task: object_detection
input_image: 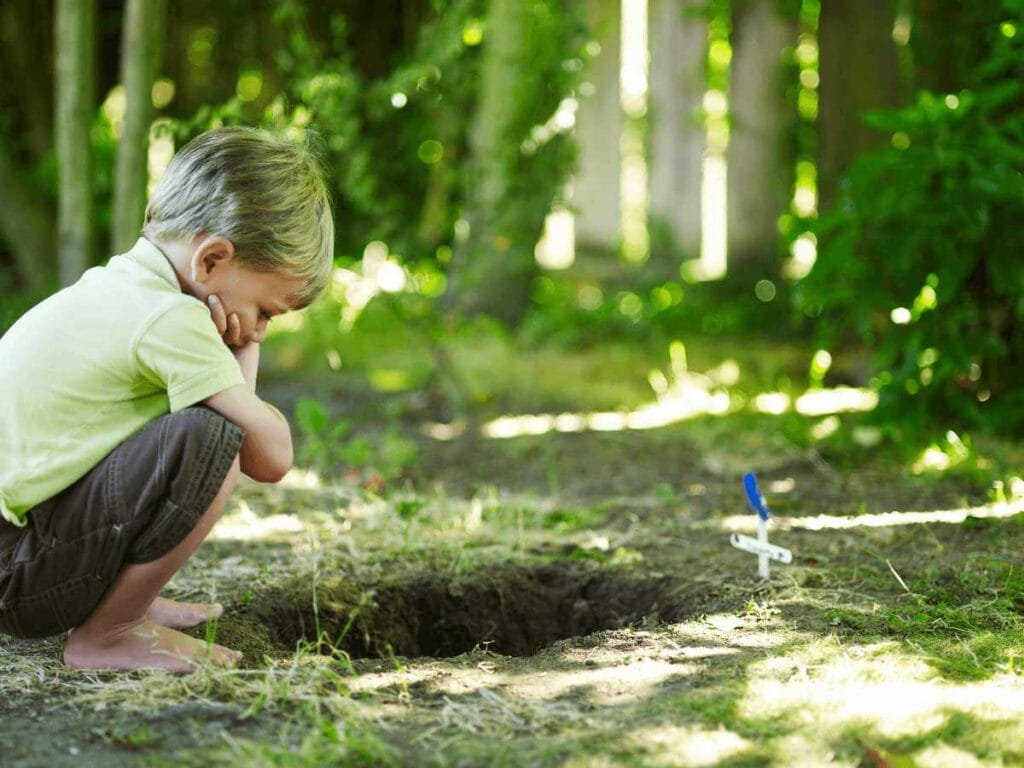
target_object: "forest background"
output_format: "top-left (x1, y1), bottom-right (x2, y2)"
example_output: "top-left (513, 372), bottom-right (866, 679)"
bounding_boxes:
top-left (1, 0), bottom-right (1020, 447)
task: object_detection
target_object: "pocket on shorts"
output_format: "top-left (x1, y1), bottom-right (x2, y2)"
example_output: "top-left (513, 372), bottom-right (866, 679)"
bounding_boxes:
top-left (0, 520), bottom-right (127, 639)
top-left (129, 497), bottom-right (201, 564)
top-left (0, 574), bottom-right (107, 639)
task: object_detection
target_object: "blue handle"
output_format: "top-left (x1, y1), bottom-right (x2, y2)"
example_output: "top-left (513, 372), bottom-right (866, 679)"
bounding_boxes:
top-left (744, 472), bottom-right (770, 520)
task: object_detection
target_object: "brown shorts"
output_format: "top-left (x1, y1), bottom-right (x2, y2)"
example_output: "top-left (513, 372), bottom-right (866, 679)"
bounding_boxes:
top-left (0, 406), bottom-right (244, 639)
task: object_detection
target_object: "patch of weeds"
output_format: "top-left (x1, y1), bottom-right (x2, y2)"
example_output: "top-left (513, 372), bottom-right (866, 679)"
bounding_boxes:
top-left (461, 499), bottom-right (608, 544)
top-left (395, 497), bottom-right (426, 522)
top-left (204, 714), bottom-right (401, 767)
top-left (541, 505), bottom-right (608, 532)
top-left (294, 397), bottom-right (419, 491)
top-left (654, 482), bottom-right (681, 503)
top-left (204, 612), bottom-right (221, 648)
top-left (633, 681), bottom-right (791, 743)
top-left (961, 510), bottom-right (1024, 532)
top-left (840, 710), bottom-right (1022, 765)
top-left (828, 554), bottom-right (1024, 680)
top-left (826, 607), bottom-right (875, 634)
top-left (567, 545), bottom-right (645, 568)
top-left (883, 711), bottom-right (979, 753)
top-left (111, 723), bottom-right (161, 751)
top-left (717, 755), bottom-right (778, 768)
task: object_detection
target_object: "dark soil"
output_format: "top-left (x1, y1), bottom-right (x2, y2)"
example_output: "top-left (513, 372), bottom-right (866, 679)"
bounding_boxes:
top-left (232, 560), bottom-right (734, 661)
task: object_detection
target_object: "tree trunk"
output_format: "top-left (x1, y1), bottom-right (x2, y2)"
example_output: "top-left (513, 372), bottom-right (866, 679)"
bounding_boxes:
top-left (447, 0), bottom-right (536, 325)
top-left (574, 0), bottom-right (621, 254)
top-left (0, 0), bottom-right (55, 160)
top-left (55, 0), bottom-right (97, 286)
top-left (647, 0), bottom-right (705, 260)
top-left (910, 0), bottom-right (1004, 93)
top-left (112, 0), bottom-right (166, 255)
top-left (727, 0), bottom-right (796, 265)
top-left (817, 0), bottom-right (901, 211)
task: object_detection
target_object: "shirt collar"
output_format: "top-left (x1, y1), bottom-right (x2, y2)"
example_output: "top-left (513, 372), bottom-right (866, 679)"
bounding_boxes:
top-left (124, 237), bottom-right (182, 291)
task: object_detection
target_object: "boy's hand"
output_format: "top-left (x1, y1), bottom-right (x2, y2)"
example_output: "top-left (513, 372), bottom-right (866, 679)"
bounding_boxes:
top-left (206, 294), bottom-right (255, 348)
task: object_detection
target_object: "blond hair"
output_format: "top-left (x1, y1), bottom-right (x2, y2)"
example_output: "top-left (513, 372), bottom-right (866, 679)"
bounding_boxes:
top-left (144, 126), bottom-right (335, 308)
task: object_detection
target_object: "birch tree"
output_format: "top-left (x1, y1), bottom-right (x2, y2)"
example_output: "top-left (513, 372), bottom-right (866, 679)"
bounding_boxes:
top-left (727, 0), bottom-right (796, 265)
top-left (112, 0), bottom-right (166, 255)
top-left (448, 0), bottom-right (582, 325)
top-left (55, 0), bottom-right (97, 286)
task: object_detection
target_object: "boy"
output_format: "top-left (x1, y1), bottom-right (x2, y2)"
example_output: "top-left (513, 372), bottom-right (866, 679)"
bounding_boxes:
top-left (0, 127), bottom-right (334, 672)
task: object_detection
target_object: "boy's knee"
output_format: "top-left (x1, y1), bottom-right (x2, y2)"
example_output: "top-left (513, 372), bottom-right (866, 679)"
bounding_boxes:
top-left (123, 406), bottom-right (243, 563)
top-left (170, 406), bottom-right (244, 455)
top-left (161, 406), bottom-right (244, 489)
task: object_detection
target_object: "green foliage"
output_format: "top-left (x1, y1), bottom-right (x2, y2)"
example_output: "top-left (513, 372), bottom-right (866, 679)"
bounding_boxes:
top-left (164, 0), bottom-right (483, 263)
top-left (294, 397), bottom-right (419, 489)
top-left (521, 266), bottom-right (798, 351)
top-left (0, 292), bottom-right (44, 337)
top-left (159, 0), bottom-right (587, 334)
top-left (798, 3), bottom-right (1024, 435)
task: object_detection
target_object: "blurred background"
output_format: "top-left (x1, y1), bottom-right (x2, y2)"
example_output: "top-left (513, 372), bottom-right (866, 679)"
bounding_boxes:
top-left (1, 0), bottom-right (1022, 490)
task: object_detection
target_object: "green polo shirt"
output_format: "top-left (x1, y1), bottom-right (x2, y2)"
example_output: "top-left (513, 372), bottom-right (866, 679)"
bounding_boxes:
top-left (0, 237), bottom-right (245, 526)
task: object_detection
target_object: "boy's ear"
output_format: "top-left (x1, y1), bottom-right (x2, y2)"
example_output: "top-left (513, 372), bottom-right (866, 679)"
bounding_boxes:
top-left (190, 235), bottom-right (236, 283)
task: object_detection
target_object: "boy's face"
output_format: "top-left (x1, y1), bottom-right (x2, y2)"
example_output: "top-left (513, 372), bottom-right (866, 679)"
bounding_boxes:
top-left (188, 236), bottom-right (306, 347)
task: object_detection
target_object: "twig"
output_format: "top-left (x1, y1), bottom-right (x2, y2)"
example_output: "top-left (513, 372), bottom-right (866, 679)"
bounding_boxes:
top-left (885, 559), bottom-right (911, 593)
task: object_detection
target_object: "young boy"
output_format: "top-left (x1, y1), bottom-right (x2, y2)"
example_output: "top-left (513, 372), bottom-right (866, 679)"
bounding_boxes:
top-left (0, 127), bottom-right (334, 673)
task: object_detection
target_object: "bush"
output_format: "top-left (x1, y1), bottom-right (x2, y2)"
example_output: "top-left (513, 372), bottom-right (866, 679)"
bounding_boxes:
top-left (798, 3), bottom-right (1024, 435)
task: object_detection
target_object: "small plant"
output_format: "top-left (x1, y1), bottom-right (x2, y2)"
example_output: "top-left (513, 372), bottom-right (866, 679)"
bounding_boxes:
top-left (295, 397), bottom-right (357, 473)
top-left (294, 397), bottom-right (420, 491)
top-left (204, 613), bottom-right (220, 648)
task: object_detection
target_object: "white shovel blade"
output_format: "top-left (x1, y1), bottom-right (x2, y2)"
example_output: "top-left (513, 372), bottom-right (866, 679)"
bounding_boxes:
top-left (729, 533), bottom-right (792, 564)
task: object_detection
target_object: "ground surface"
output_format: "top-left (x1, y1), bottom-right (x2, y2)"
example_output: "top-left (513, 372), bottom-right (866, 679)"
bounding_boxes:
top-left (2, 337), bottom-right (1023, 767)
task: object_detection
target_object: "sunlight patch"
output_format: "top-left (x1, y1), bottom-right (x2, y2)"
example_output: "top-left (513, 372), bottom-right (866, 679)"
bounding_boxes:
top-left (741, 639), bottom-right (1024, 740)
top-left (794, 387), bottom-right (877, 416)
top-left (719, 498), bottom-right (1024, 533)
top-left (479, 389), bottom-right (732, 439)
top-left (629, 725), bottom-right (750, 767)
top-left (916, 744), bottom-right (988, 768)
top-left (753, 392), bottom-right (790, 415)
top-left (506, 659), bottom-right (693, 706)
top-left (278, 467), bottom-right (322, 489)
top-left (211, 500), bottom-right (305, 541)
top-left (422, 421), bottom-right (466, 440)
top-left (435, 385), bottom-right (877, 442)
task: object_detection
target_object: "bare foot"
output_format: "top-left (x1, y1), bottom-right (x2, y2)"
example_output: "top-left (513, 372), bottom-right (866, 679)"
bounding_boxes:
top-left (63, 619), bottom-right (242, 673)
top-left (146, 596), bottom-right (223, 629)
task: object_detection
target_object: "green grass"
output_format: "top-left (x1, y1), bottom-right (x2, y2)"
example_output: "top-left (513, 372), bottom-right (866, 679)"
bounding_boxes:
top-left (823, 517), bottom-right (1024, 681)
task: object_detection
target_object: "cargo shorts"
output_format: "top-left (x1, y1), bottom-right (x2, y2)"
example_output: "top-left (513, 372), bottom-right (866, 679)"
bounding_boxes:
top-left (0, 405), bottom-right (244, 639)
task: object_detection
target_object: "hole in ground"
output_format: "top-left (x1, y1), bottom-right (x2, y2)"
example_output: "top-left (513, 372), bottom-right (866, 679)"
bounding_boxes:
top-left (242, 561), bottom-right (720, 660)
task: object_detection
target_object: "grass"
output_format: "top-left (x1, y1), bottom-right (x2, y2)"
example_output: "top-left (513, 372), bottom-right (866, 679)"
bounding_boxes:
top-left (825, 536), bottom-right (1024, 681)
top-left (3, 335), bottom-right (1024, 766)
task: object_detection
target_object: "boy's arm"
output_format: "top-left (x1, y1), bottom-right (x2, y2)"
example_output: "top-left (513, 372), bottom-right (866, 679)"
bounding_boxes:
top-left (204, 341), bottom-right (293, 483)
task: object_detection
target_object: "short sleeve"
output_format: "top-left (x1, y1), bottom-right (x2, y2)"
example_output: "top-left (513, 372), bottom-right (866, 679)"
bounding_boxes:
top-left (135, 302), bottom-right (246, 412)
